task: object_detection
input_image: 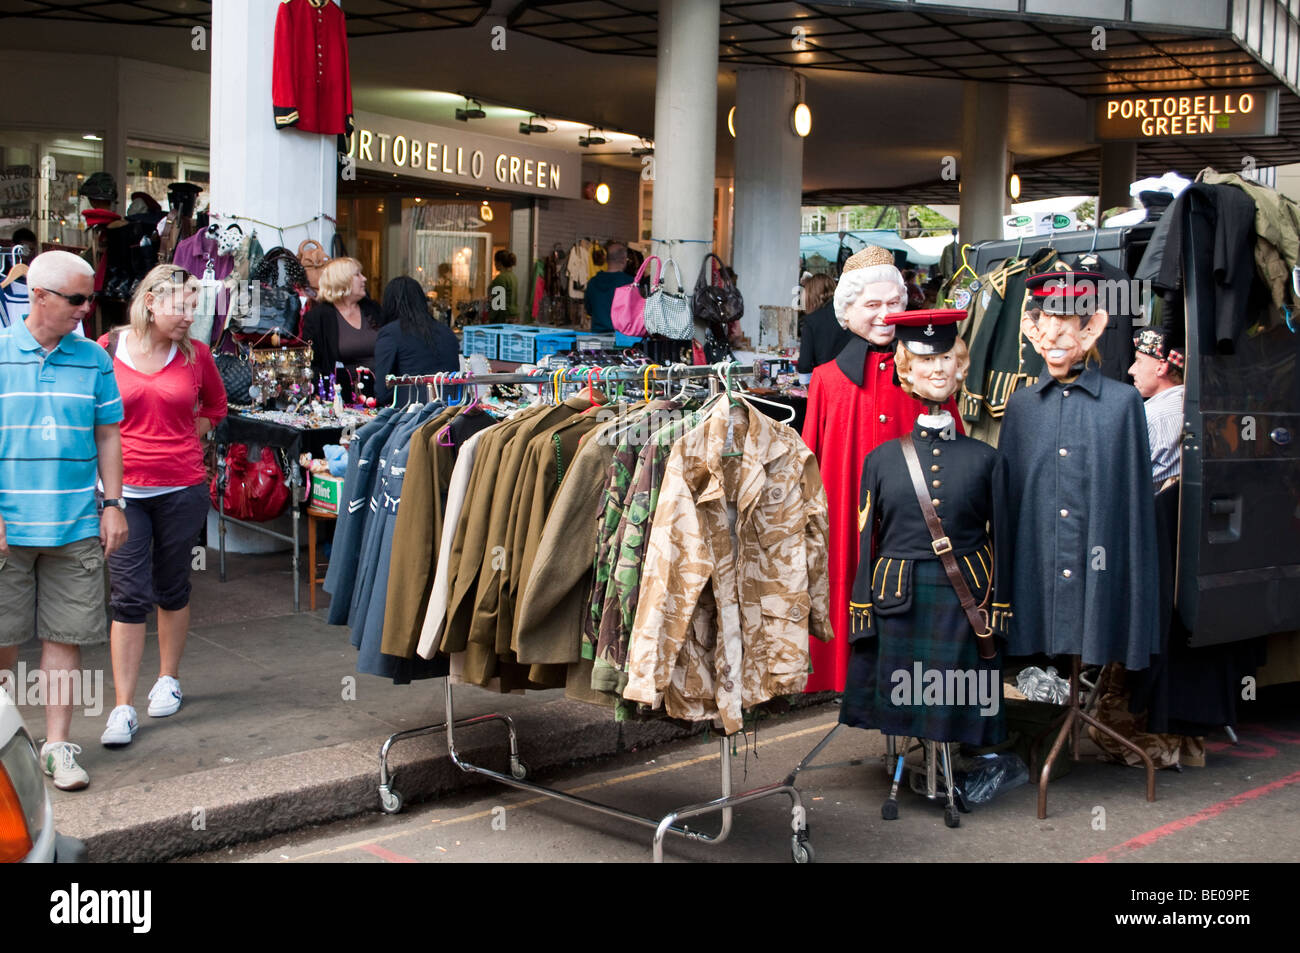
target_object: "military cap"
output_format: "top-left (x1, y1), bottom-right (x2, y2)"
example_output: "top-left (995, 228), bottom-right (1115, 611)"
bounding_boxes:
top-left (886, 308), bottom-right (965, 355)
top-left (1025, 270), bottom-right (1108, 316)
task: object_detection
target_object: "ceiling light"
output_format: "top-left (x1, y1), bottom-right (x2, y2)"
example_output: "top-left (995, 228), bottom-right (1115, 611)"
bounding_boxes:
top-left (595, 183), bottom-right (610, 205)
top-left (82, 134), bottom-right (102, 141)
top-left (791, 103), bottom-right (812, 137)
top-left (518, 115), bottom-right (551, 135)
top-left (455, 97), bottom-right (486, 122)
top-left (578, 128), bottom-right (608, 148)
top-left (727, 106), bottom-right (736, 139)
top-left (1009, 173), bottom-right (1021, 200)
top-left (480, 202), bottom-right (493, 222)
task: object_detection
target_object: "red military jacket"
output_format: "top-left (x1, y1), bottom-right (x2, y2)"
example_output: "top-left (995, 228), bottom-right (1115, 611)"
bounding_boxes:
top-left (273, 0), bottom-right (354, 136)
top-left (802, 334), bottom-right (962, 693)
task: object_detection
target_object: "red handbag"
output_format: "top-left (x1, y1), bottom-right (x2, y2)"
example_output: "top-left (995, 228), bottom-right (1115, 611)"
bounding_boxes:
top-left (210, 444), bottom-right (291, 522)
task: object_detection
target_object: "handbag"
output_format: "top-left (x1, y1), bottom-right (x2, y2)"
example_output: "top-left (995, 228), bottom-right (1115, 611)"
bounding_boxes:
top-left (643, 256), bottom-right (694, 340)
top-left (237, 247), bottom-right (305, 336)
top-left (213, 331), bottom-right (253, 404)
top-left (691, 253), bottom-right (744, 331)
top-left (611, 255), bottom-right (659, 336)
top-left (297, 239), bottom-right (329, 291)
top-left (210, 443), bottom-right (291, 522)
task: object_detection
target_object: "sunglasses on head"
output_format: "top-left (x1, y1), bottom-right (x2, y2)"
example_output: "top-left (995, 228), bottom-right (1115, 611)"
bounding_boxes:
top-left (38, 288), bottom-right (97, 307)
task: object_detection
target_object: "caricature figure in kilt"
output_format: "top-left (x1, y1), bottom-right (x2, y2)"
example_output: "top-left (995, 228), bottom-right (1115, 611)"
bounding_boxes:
top-left (840, 310), bottom-right (1012, 820)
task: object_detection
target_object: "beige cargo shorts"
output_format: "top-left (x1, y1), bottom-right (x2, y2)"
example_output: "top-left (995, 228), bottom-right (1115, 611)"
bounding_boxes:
top-left (0, 537), bottom-right (109, 647)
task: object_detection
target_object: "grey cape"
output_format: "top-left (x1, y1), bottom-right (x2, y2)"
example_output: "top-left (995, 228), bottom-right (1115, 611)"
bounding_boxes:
top-left (997, 365), bottom-right (1160, 670)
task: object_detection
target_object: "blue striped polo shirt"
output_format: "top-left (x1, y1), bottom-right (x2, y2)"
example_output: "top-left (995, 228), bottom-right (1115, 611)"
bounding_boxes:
top-left (0, 318), bottom-right (123, 546)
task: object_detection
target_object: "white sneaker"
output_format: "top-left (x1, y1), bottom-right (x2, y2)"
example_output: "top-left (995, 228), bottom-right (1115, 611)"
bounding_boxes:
top-left (40, 741), bottom-right (89, 791)
top-left (100, 705), bottom-right (138, 746)
top-left (147, 676), bottom-right (182, 717)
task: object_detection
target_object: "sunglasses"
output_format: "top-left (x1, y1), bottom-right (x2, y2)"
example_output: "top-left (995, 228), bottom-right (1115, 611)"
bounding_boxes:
top-left (38, 287), bottom-right (98, 307)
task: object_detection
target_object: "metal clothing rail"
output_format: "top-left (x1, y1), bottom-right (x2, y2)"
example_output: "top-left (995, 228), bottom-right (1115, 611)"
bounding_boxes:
top-left (374, 359), bottom-right (814, 862)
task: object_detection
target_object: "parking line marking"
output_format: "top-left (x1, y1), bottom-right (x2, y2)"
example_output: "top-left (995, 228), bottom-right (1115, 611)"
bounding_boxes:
top-left (359, 843), bottom-right (418, 863)
top-left (1079, 768), bottom-right (1300, 863)
top-left (285, 715), bottom-right (838, 862)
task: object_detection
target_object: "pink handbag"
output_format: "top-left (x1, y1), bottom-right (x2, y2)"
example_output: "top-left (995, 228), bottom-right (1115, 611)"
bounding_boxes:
top-left (611, 255), bottom-right (660, 336)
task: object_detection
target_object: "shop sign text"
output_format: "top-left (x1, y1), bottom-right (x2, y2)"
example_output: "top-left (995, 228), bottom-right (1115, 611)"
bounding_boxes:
top-left (1094, 90), bottom-right (1278, 141)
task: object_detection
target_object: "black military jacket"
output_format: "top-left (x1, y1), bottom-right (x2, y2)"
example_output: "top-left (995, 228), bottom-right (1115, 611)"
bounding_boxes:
top-left (998, 365), bottom-right (1160, 669)
top-left (849, 417), bottom-right (1012, 640)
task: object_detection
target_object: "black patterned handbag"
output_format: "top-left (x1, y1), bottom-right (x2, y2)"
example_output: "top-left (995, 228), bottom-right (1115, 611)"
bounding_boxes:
top-left (213, 331), bottom-right (253, 404)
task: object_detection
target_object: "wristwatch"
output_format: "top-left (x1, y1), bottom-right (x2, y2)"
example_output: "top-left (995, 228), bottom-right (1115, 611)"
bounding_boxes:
top-left (101, 498), bottom-right (127, 511)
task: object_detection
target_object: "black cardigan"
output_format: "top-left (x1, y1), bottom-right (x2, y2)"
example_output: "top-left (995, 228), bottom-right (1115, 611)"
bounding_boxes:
top-left (302, 298), bottom-right (382, 381)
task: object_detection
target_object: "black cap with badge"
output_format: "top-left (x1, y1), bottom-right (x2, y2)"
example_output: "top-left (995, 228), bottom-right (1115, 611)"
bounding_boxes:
top-left (1025, 270), bottom-right (1107, 316)
top-left (885, 308), bottom-right (966, 355)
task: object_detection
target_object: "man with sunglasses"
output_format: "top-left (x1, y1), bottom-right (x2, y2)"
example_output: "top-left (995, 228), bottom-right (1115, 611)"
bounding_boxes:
top-left (0, 250), bottom-right (126, 791)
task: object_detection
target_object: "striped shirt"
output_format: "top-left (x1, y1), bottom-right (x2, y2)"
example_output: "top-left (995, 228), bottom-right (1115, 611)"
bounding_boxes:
top-left (0, 319), bottom-right (123, 546)
top-left (1144, 384), bottom-right (1184, 486)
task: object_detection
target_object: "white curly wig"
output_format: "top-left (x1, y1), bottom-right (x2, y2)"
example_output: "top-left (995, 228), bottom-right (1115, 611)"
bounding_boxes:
top-left (832, 264), bottom-right (907, 328)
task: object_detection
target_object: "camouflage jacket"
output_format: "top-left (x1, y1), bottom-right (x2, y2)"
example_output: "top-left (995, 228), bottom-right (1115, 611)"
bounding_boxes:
top-left (583, 401), bottom-right (680, 660)
top-left (593, 405), bottom-right (710, 692)
top-left (624, 398), bottom-right (832, 735)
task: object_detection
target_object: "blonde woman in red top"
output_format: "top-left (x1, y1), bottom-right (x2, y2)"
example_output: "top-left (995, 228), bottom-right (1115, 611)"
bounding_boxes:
top-left (97, 265), bottom-right (226, 747)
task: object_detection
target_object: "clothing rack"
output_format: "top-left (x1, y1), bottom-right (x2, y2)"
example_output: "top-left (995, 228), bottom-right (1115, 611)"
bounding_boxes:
top-left (374, 361), bottom-right (813, 863)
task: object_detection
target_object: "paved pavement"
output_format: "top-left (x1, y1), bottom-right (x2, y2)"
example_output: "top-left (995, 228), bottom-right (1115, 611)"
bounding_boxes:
top-left (10, 545), bottom-right (1300, 864)
top-left (187, 697), bottom-right (1300, 864)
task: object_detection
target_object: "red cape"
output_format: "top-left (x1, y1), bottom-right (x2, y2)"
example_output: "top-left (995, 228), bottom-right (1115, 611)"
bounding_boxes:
top-left (801, 337), bottom-right (962, 692)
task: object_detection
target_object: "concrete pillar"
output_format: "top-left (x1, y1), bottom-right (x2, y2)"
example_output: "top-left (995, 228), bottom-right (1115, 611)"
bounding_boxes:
top-left (651, 0), bottom-right (719, 297)
top-left (732, 67), bottom-right (803, 346)
top-left (1099, 141), bottom-right (1137, 215)
top-left (959, 81), bottom-right (1009, 245)
top-left (209, 0), bottom-right (337, 251)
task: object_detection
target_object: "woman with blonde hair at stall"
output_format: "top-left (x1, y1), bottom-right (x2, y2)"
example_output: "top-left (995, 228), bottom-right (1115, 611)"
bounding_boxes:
top-left (97, 265), bottom-right (227, 747)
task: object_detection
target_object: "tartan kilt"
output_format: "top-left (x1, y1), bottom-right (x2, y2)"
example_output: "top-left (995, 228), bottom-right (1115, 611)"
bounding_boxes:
top-left (839, 559), bottom-right (1006, 746)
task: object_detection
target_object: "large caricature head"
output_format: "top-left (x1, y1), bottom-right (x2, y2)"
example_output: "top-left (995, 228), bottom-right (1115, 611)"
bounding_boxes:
top-left (834, 246), bottom-right (908, 345)
top-left (1020, 271), bottom-right (1108, 380)
top-left (889, 309), bottom-right (970, 404)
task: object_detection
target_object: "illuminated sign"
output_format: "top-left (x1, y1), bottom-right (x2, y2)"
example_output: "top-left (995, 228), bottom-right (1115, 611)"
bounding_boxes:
top-left (344, 111), bottom-right (580, 199)
top-left (1093, 90), bottom-right (1278, 141)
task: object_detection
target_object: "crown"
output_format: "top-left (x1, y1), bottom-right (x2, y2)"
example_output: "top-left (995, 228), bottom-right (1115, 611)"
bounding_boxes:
top-left (842, 245), bottom-right (896, 272)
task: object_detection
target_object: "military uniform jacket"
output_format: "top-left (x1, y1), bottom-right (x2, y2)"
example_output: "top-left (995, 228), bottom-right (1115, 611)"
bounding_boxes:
top-left (849, 419), bottom-right (1012, 639)
top-left (625, 398), bottom-right (832, 735)
top-left (998, 366), bottom-right (1160, 670)
top-left (273, 0), bottom-right (354, 136)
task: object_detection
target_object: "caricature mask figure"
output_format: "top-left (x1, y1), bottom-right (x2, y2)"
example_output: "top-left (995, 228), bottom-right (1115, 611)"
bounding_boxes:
top-left (1021, 308), bottom-right (1106, 380)
top-left (889, 309), bottom-right (970, 404)
top-left (833, 246), bottom-right (907, 346)
top-left (1019, 272), bottom-right (1108, 381)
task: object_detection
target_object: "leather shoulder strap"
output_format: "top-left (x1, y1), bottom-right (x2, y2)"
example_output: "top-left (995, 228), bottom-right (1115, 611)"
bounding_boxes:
top-left (899, 436), bottom-right (996, 659)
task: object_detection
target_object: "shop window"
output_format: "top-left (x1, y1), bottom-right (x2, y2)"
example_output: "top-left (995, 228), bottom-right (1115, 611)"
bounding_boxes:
top-left (0, 129), bottom-right (104, 249)
top-left (126, 140), bottom-right (209, 213)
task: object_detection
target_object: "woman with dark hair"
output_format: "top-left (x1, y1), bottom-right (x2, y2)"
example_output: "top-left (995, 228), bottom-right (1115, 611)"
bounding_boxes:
top-left (372, 276), bottom-right (460, 405)
top-left (488, 249), bottom-right (519, 323)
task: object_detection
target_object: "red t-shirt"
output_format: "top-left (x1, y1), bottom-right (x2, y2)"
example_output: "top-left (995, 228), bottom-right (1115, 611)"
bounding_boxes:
top-left (98, 334), bottom-right (227, 487)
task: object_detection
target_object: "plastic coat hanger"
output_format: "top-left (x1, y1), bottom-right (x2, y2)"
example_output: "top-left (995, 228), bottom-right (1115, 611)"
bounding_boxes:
top-left (715, 361), bottom-right (797, 425)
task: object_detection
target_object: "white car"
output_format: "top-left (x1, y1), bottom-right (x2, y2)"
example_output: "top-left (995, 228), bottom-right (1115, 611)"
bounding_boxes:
top-left (0, 690), bottom-right (86, 862)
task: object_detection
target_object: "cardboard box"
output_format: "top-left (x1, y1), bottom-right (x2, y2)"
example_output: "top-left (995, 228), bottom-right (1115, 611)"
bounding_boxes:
top-left (308, 472), bottom-right (344, 514)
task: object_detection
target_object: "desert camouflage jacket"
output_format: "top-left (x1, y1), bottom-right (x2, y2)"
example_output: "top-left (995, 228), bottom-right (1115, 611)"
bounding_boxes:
top-left (624, 398), bottom-right (832, 735)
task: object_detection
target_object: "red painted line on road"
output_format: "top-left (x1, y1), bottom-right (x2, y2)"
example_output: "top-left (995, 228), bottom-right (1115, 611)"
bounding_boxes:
top-left (359, 843), bottom-right (418, 864)
top-left (1079, 769), bottom-right (1300, 863)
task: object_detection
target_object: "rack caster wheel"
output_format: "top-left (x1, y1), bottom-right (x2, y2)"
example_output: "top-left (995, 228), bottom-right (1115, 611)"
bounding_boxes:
top-left (791, 833), bottom-right (815, 864)
top-left (944, 805), bottom-right (960, 828)
top-left (881, 801), bottom-right (899, 821)
top-left (379, 787), bottom-right (404, 815)
top-left (510, 761), bottom-right (528, 781)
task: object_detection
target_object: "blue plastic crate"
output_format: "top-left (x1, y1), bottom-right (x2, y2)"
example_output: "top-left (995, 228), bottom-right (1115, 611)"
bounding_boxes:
top-left (615, 332), bottom-right (642, 347)
top-left (496, 328), bottom-right (542, 363)
top-left (534, 331), bottom-right (578, 361)
top-left (462, 324), bottom-right (511, 358)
